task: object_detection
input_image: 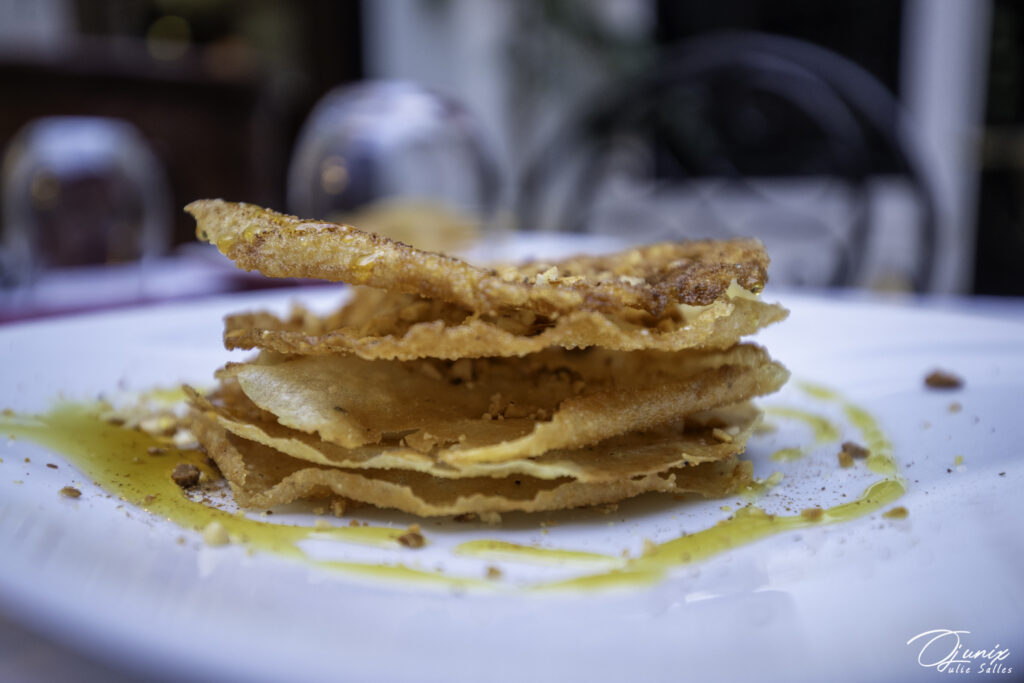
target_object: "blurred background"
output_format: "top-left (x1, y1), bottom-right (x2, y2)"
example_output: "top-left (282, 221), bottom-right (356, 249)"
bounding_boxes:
top-left (0, 0), bottom-right (1021, 321)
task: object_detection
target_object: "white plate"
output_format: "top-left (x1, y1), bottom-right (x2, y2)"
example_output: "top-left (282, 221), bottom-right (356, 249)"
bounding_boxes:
top-left (1, 287), bottom-right (1022, 683)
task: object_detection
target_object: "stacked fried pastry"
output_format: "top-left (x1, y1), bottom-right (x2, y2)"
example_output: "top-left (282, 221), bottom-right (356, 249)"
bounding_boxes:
top-left (186, 200), bottom-right (790, 517)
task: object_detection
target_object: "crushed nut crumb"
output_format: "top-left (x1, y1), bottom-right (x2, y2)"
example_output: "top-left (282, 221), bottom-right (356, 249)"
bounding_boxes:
top-left (925, 370), bottom-right (963, 389)
top-left (397, 524), bottom-right (425, 548)
top-left (882, 506), bottom-right (909, 519)
top-left (841, 441), bottom-right (869, 459)
top-left (485, 566), bottom-right (502, 580)
top-left (478, 511), bottom-right (502, 525)
top-left (801, 507), bottom-right (824, 521)
top-left (59, 486), bottom-right (81, 499)
top-left (711, 427), bottom-right (734, 443)
top-left (172, 429), bottom-right (197, 449)
top-left (405, 430), bottom-right (440, 452)
top-left (202, 521), bottom-right (230, 546)
top-left (171, 463), bottom-right (200, 488)
top-left (837, 450), bottom-right (854, 468)
top-left (535, 266), bottom-right (560, 284)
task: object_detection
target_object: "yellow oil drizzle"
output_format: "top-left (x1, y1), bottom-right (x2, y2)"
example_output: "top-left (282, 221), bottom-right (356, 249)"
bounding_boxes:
top-left (796, 382), bottom-right (899, 477)
top-left (740, 470), bottom-right (784, 501)
top-left (648, 479), bottom-right (903, 565)
top-left (770, 447), bottom-right (804, 462)
top-left (844, 404), bottom-right (896, 475)
top-left (535, 480), bottom-right (905, 591)
top-left (1, 378), bottom-right (905, 594)
top-left (455, 539), bottom-right (619, 566)
top-left (527, 381), bottom-right (906, 591)
top-left (795, 381), bottom-right (842, 401)
top-left (763, 406), bottom-right (840, 443)
top-left (309, 525), bottom-right (429, 548)
top-left (0, 403), bottom-right (463, 586)
top-left (534, 567), bottom-right (664, 591)
top-left (136, 386), bottom-right (189, 404)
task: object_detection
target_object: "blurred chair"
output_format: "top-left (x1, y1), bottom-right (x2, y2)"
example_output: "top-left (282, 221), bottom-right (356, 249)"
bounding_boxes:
top-left (1, 116), bottom-right (171, 290)
top-left (287, 81), bottom-right (500, 251)
top-left (517, 31), bottom-right (937, 291)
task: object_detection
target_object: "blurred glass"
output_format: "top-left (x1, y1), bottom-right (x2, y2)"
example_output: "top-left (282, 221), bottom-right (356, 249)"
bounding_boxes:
top-left (288, 81), bottom-right (500, 251)
top-left (1, 117), bottom-right (171, 297)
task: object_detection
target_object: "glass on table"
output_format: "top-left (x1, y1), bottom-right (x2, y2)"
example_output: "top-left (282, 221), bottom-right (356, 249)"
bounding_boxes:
top-left (287, 81), bottom-right (501, 253)
top-left (1, 116), bottom-right (171, 315)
